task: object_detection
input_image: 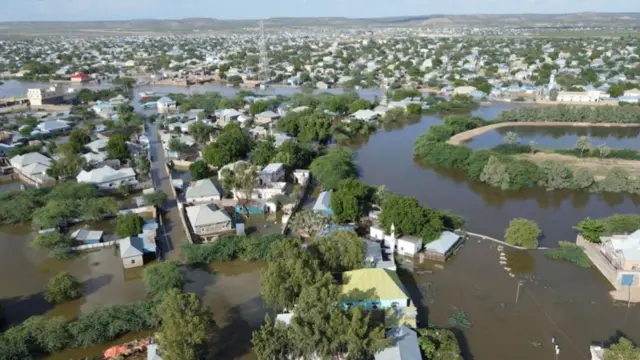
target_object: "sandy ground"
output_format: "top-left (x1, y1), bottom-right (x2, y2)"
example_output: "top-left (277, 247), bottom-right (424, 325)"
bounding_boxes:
top-left (448, 121), bottom-right (640, 145)
top-left (515, 152), bottom-right (640, 178)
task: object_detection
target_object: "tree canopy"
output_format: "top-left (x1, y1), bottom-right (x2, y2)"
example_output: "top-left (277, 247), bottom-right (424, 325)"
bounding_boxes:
top-left (44, 272), bottom-right (82, 304)
top-left (310, 147), bottom-right (357, 190)
top-left (115, 213), bottom-right (145, 238)
top-left (504, 218), bottom-right (541, 249)
top-left (202, 123), bottom-right (253, 167)
top-left (107, 134), bottom-right (130, 161)
top-left (330, 178), bottom-right (370, 223)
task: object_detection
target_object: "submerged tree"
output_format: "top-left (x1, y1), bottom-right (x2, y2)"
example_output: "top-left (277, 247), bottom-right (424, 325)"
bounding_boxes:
top-left (504, 218), bottom-right (541, 249)
top-left (44, 272), bottom-right (82, 304)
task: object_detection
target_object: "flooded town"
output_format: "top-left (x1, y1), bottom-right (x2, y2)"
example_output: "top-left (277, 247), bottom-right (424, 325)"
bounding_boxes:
top-left (1, 7), bottom-right (640, 360)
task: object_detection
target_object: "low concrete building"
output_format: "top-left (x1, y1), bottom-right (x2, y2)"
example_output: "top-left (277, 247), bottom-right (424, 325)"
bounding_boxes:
top-left (370, 218), bottom-right (423, 257)
top-left (351, 109), bottom-right (380, 122)
top-left (185, 178), bottom-right (223, 204)
top-left (260, 163), bottom-right (285, 186)
top-left (76, 165), bottom-right (138, 190)
top-left (255, 111), bottom-right (280, 125)
top-left (557, 91), bottom-right (603, 103)
top-left (423, 231), bottom-right (463, 261)
top-left (157, 97), bottom-right (177, 113)
top-left (9, 152), bottom-right (54, 186)
top-left (70, 228), bottom-right (104, 244)
top-left (313, 191), bottom-right (333, 216)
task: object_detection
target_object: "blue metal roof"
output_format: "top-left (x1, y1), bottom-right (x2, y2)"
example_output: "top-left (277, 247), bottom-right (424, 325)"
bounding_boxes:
top-left (424, 231), bottom-right (461, 255)
top-left (319, 225), bottom-right (356, 237)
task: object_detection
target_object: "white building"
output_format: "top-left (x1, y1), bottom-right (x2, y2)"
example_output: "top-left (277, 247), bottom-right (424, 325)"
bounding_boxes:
top-left (76, 166), bottom-right (137, 189)
top-left (623, 88), bottom-right (640, 97)
top-left (185, 178), bottom-right (223, 204)
top-left (9, 152), bottom-right (53, 185)
top-left (557, 91), bottom-right (603, 103)
top-left (157, 97), bottom-right (177, 113)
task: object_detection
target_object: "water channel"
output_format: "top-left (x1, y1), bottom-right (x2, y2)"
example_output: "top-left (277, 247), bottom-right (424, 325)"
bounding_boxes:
top-left (2, 80), bottom-right (640, 359)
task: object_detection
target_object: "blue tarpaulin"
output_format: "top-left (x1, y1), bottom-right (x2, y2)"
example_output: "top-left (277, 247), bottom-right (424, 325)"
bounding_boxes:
top-left (621, 274), bottom-right (635, 286)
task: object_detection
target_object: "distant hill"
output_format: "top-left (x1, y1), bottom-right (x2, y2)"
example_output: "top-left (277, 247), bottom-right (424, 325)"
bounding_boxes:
top-left (0, 12), bottom-right (639, 38)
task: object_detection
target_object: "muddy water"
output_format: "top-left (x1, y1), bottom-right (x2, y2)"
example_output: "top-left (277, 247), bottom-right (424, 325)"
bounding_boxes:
top-left (406, 240), bottom-right (640, 360)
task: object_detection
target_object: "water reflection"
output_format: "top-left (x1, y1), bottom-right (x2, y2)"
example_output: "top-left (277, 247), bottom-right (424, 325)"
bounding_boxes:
top-left (467, 125), bottom-right (640, 150)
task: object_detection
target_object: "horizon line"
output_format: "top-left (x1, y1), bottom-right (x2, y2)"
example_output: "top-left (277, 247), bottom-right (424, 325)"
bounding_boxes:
top-left (1, 11), bottom-right (639, 24)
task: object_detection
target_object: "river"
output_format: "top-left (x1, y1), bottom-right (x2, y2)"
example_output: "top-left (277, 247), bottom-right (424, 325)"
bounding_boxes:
top-left (2, 80), bottom-right (640, 359)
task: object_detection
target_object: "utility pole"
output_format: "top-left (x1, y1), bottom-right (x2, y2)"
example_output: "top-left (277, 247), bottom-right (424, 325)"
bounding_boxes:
top-left (258, 20), bottom-right (269, 83)
top-left (515, 280), bottom-right (524, 304)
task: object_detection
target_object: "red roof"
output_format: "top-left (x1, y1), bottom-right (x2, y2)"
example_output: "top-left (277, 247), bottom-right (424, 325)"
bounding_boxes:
top-left (71, 73), bottom-right (89, 79)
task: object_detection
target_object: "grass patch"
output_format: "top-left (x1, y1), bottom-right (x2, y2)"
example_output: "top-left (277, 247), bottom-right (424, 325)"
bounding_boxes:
top-left (447, 307), bottom-right (472, 329)
top-left (545, 241), bottom-right (592, 268)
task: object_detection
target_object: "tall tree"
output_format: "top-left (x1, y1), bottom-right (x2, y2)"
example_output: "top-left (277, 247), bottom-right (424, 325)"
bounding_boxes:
top-left (107, 134), bottom-right (129, 161)
top-left (330, 178), bottom-right (369, 223)
top-left (67, 129), bottom-right (91, 154)
top-left (156, 290), bottom-right (209, 360)
top-left (605, 337), bottom-right (640, 360)
top-left (189, 160), bottom-right (210, 181)
top-left (310, 148), bottom-right (357, 190)
top-left (252, 315), bottom-right (294, 360)
top-left (202, 123), bottom-right (252, 167)
top-left (142, 261), bottom-right (185, 297)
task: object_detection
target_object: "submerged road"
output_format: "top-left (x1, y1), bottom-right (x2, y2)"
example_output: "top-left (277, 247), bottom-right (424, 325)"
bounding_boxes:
top-left (147, 121), bottom-right (187, 260)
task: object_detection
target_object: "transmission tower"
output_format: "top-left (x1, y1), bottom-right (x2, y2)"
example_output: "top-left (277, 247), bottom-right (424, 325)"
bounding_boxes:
top-left (258, 20), bottom-right (269, 83)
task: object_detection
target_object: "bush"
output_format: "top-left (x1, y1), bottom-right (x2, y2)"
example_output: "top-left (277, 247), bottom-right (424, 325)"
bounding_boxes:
top-left (545, 241), bottom-right (591, 268)
top-left (44, 272), bottom-right (82, 304)
top-left (142, 261), bottom-right (185, 297)
top-left (492, 143), bottom-right (532, 154)
top-left (504, 218), bottom-right (541, 249)
top-left (181, 234), bottom-right (286, 265)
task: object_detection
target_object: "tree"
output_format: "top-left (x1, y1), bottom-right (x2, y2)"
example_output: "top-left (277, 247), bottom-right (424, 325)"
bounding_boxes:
top-left (574, 218), bottom-right (606, 243)
top-left (189, 160), bottom-right (210, 181)
top-left (46, 153), bottom-right (86, 180)
top-left (504, 218), bottom-right (541, 249)
top-left (480, 155), bottom-right (510, 189)
top-left (261, 239), bottom-right (320, 311)
top-left (44, 272), bottom-right (82, 304)
top-left (418, 328), bottom-right (462, 360)
top-left (288, 210), bottom-right (331, 237)
top-left (249, 139), bottom-right (277, 167)
top-left (107, 134), bottom-right (129, 161)
top-left (188, 122), bottom-right (215, 144)
top-left (168, 138), bottom-right (187, 156)
top-left (143, 191), bottom-right (168, 208)
top-left (332, 230), bottom-right (365, 271)
top-left (252, 315), bottom-right (294, 360)
top-left (503, 131), bottom-right (520, 145)
top-left (310, 148), bottom-right (357, 190)
top-left (30, 232), bottom-right (73, 257)
top-left (134, 154), bottom-right (151, 178)
top-left (156, 290), bottom-right (209, 360)
top-left (538, 160), bottom-right (573, 191)
top-left (142, 261), bottom-right (185, 297)
top-left (598, 144), bottom-right (612, 158)
top-left (575, 136), bottom-right (591, 157)
top-left (331, 178), bottom-right (369, 223)
top-left (115, 213), bottom-right (145, 238)
top-left (202, 123), bottom-right (252, 167)
top-left (65, 129), bottom-right (91, 154)
top-left (19, 126), bottom-right (33, 137)
top-left (249, 101), bottom-right (270, 116)
top-left (604, 337), bottom-right (640, 360)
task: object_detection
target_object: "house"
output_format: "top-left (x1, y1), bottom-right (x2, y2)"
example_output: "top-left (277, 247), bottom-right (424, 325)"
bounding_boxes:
top-left (109, 94), bottom-right (128, 106)
top-left (27, 85), bottom-right (65, 106)
top-left (374, 326), bottom-right (422, 360)
top-left (623, 88), bottom-right (640, 97)
top-left (273, 132), bottom-right (293, 147)
top-left (316, 81), bottom-right (329, 89)
top-left (215, 109), bottom-right (243, 127)
top-left (185, 178), bottom-right (223, 204)
top-left (71, 73), bottom-right (90, 83)
top-left (313, 191), bottom-right (333, 215)
top-left (599, 230), bottom-right (640, 287)
top-left (260, 163), bottom-right (285, 186)
top-left (118, 234), bottom-right (156, 268)
top-left (293, 169), bottom-right (310, 185)
top-left (185, 203), bottom-right (234, 241)
top-left (341, 268), bottom-right (416, 328)
top-left (351, 109), bottom-right (380, 122)
top-left (91, 101), bottom-right (115, 119)
top-left (76, 165), bottom-right (138, 190)
top-left (70, 228), bottom-right (104, 244)
top-left (10, 152), bottom-right (53, 185)
top-left (255, 111), bottom-right (280, 125)
top-left (36, 120), bottom-right (71, 134)
top-left (423, 231), bottom-right (463, 261)
top-left (453, 86), bottom-right (477, 95)
top-left (618, 96), bottom-right (640, 104)
top-left (157, 97), bottom-right (177, 113)
top-left (557, 91), bottom-right (603, 103)
top-left (85, 138), bottom-right (109, 153)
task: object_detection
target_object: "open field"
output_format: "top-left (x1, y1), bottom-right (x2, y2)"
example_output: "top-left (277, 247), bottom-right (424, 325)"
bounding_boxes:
top-left (448, 121), bottom-right (640, 145)
top-left (516, 152), bottom-right (640, 178)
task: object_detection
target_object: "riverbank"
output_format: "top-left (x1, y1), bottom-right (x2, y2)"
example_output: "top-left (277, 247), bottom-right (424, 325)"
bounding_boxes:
top-left (516, 152), bottom-right (640, 178)
top-left (448, 121), bottom-right (640, 145)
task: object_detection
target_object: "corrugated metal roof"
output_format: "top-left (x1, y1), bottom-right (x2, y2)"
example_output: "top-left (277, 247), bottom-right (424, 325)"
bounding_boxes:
top-left (341, 269), bottom-right (409, 301)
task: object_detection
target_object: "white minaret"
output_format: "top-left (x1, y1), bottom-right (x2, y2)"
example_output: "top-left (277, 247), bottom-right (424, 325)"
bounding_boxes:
top-left (549, 71), bottom-right (556, 90)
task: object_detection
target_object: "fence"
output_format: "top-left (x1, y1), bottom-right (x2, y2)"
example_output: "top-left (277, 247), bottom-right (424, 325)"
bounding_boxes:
top-left (118, 205), bottom-right (156, 217)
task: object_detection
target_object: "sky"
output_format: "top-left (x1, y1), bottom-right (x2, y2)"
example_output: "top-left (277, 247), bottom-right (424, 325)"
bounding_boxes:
top-left (1, 0), bottom-right (639, 22)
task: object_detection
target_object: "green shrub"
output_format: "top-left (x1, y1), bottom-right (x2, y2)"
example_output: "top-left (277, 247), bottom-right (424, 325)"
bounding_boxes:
top-left (546, 241), bottom-right (592, 268)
